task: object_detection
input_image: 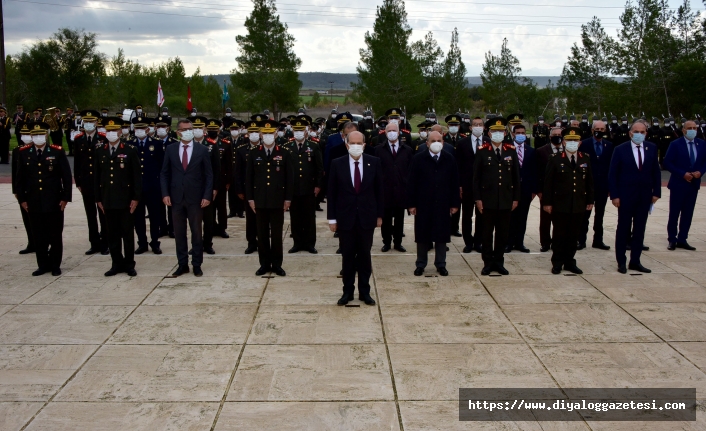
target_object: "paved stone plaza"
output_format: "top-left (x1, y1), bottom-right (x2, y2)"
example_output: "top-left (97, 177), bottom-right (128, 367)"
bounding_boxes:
top-left (0, 182), bottom-right (705, 430)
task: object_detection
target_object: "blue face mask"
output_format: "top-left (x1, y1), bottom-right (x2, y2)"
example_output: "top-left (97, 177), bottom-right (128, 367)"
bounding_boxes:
top-left (631, 132), bottom-right (646, 144)
top-left (515, 134), bottom-right (526, 143)
top-left (685, 129), bottom-right (697, 140)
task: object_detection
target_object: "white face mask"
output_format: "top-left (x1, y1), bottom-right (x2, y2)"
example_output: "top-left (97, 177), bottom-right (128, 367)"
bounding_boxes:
top-left (622, 121), bottom-right (628, 125)
top-left (429, 141), bottom-right (443, 154)
top-left (582, 119), bottom-right (588, 123)
top-left (565, 141), bottom-right (579, 152)
top-left (653, 122), bottom-right (659, 126)
top-left (21, 135), bottom-right (33, 144)
top-left (191, 112), bottom-right (197, 117)
top-left (293, 131), bottom-right (306, 141)
top-left (226, 113), bottom-right (231, 117)
top-left (262, 134), bottom-right (275, 146)
top-left (32, 135), bottom-right (47, 145)
top-left (162, 112), bottom-right (168, 116)
top-left (193, 129), bottom-right (204, 139)
top-left (400, 117), bottom-right (406, 122)
top-left (122, 128), bottom-right (130, 135)
top-left (277, 131), bottom-right (284, 138)
top-left (231, 130), bottom-right (239, 137)
top-left (249, 132), bottom-right (260, 142)
top-left (286, 124), bottom-right (292, 131)
top-left (135, 129), bottom-right (147, 139)
top-left (556, 122), bottom-right (562, 127)
top-left (309, 131), bottom-right (318, 137)
top-left (612, 120), bottom-right (617, 124)
top-left (179, 130), bottom-right (194, 141)
top-left (157, 128), bottom-right (168, 137)
top-left (386, 131), bottom-right (399, 141)
top-left (365, 116), bottom-right (372, 120)
top-left (148, 127), bottom-right (155, 134)
top-left (419, 131), bottom-right (428, 139)
top-left (98, 127), bottom-right (107, 134)
top-left (539, 120), bottom-right (544, 124)
top-left (471, 126), bottom-right (484, 137)
top-left (389, 119), bottom-right (399, 125)
top-left (347, 143), bottom-right (364, 157)
top-left (83, 122), bottom-right (96, 132)
top-left (106, 131), bottom-right (119, 142)
top-left (448, 126), bottom-right (459, 134)
top-left (331, 114), bottom-right (337, 119)
top-left (491, 132), bottom-right (505, 143)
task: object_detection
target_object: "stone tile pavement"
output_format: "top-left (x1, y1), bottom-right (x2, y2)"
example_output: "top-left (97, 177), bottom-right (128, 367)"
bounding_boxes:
top-left (0, 183), bottom-right (705, 430)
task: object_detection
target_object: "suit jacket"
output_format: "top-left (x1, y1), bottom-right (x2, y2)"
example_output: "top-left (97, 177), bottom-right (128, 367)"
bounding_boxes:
top-left (536, 144), bottom-right (562, 204)
top-left (579, 137), bottom-right (614, 194)
top-left (129, 136), bottom-right (165, 195)
top-left (160, 141), bottom-right (214, 206)
top-left (94, 143), bottom-right (142, 209)
top-left (473, 143), bottom-right (521, 210)
top-left (455, 135), bottom-right (489, 199)
top-left (514, 142), bottom-right (538, 199)
top-left (327, 154), bottom-right (384, 231)
top-left (664, 137), bottom-right (706, 191)
top-left (608, 140), bottom-right (662, 203)
top-left (16, 144), bottom-right (73, 212)
top-left (324, 132), bottom-right (344, 173)
top-left (375, 141), bottom-right (414, 208)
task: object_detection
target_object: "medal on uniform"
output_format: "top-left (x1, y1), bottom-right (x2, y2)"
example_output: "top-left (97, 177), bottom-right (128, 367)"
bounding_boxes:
top-left (276, 166), bottom-right (280, 171)
top-left (149, 145), bottom-right (154, 152)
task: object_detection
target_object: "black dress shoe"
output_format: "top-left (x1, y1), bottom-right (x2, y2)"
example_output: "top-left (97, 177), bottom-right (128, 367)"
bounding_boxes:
top-left (504, 245), bottom-right (513, 253)
top-left (288, 246), bottom-right (301, 253)
top-left (135, 246), bottom-right (148, 255)
top-left (172, 265), bottom-right (189, 277)
top-left (193, 266), bottom-right (203, 277)
top-left (462, 245), bottom-right (472, 253)
top-left (19, 247), bottom-right (35, 255)
top-left (592, 242), bottom-right (611, 250)
top-left (188, 249), bottom-right (193, 255)
top-left (628, 262), bottom-right (651, 273)
top-left (514, 245), bottom-right (530, 253)
top-left (255, 266), bottom-right (270, 276)
top-left (446, 246), bottom-right (449, 251)
top-left (237, 213), bottom-right (245, 218)
top-left (220, 232), bottom-right (230, 238)
top-left (336, 248), bottom-right (341, 254)
top-left (152, 247), bottom-right (162, 255)
top-left (307, 247), bottom-right (318, 254)
top-left (244, 246), bottom-right (257, 254)
top-left (337, 293), bottom-right (353, 306)
top-left (564, 264), bottom-right (583, 274)
top-left (453, 230), bottom-right (463, 237)
top-left (626, 244), bottom-right (631, 250)
top-left (642, 245), bottom-right (650, 251)
top-left (126, 269), bottom-right (137, 277)
top-left (315, 206), bottom-right (324, 212)
top-left (333, 232), bottom-right (339, 238)
top-left (381, 244), bottom-right (391, 252)
top-left (551, 265), bottom-right (562, 274)
top-left (227, 213), bottom-right (235, 218)
top-left (101, 248), bottom-right (110, 255)
top-left (540, 245), bottom-right (551, 252)
top-left (394, 245), bottom-right (406, 252)
top-left (474, 246), bottom-right (482, 253)
top-left (204, 247), bottom-right (216, 255)
top-left (360, 295), bottom-right (376, 305)
top-left (32, 269), bottom-right (47, 276)
top-left (51, 269), bottom-right (62, 276)
top-left (169, 232), bottom-right (175, 238)
top-left (667, 242), bottom-right (676, 250)
top-left (414, 267), bottom-right (424, 276)
top-left (495, 265), bottom-right (509, 275)
top-left (437, 267), bottom-right (449, 276)
top-left (618, 264), bottom-right (627, 274)
top-left (104, 268), bottom-right (121, 277)
top-left (577, 242), bottom-right (586, 250)
top-left (273, 267), bottom-right (286, 276)
top-left (676, 242), bottom-right (696, 250)
top-left (84, 246), bottom-right (100, 255)
top-left (481, 266), bottom-right (492, 276)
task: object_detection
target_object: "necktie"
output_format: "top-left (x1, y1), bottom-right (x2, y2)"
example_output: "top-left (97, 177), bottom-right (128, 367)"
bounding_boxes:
top-left (433, 154), bottom-right (439, 163)
top-left (595, 141), bottom-right (602, 157)
top-left (636, 144), bottom-right (642, 171)
top-left (354, 161), bottom-right (361, 193)
top-left (182, 144), bottom-right (189, 170)
top-left (571, 154), bottom-right (576, 169)
top-left (267, 149), bottom-right (271, 158)
top-left (37, 148), bottom-right (42, 157)
top-left (391, 144), bottom-right (397, 156)
top-left (496, 147), bottom-right (501, 161)
top-left (298, 143), bottom-right (302, 153)
top-left (111, 146), bottom-right (115, 157)
top-left (476, 138), bottom-right (480, 147)
top-left (689, 142), bottom-right (696, 166)
top-left (517, 144), bottom-right (523, 167)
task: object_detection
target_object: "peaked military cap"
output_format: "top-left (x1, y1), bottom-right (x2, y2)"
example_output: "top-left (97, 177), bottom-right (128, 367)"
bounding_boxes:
top-left (291, 118), bottom-right (310, 130)
top-left (246, 120), bottom-right (260, 132)
top-left (445, 114), bottom-right (461, 124)
top-left (103, 117), bottom-right (123, 131)
top-left (80, 110), bottom-right (99, 121)
top-left (192, 116), bottom-right (208, 127)
top-left (385, 108), bottom-right (401, 118)
top-left (259, 120), bottom-right (277, 133)
top-left (30, 122), bottom-right (50, 135)
top-left (507, 113), bottom-right (523, 124)
top-left (132, 116), bottom-right (149, 128)
top-left (562, 127), bottom-right (582, 140)
top-left (485, 117), bottom-right (507, 131)
top-left (206, 119), bottom-right (222, 130)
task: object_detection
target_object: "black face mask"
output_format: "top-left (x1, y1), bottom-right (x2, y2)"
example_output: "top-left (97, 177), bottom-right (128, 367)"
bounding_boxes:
top-left (550, 136), bottom-right (564, 145)
top-left (593, 130), bottom-right (603, 139)
top-left (207, 131), bottom-right (218, 139)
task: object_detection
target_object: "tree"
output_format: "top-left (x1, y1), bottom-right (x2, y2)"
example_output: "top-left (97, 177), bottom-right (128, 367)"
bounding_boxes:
top-left (309, 91), bottom-right (321, 107)
top-left (480, 38), bottom-right (532, 113)
top-left (411, 31), bottom-right (443, 110)
top-left (231, 0), bottom-right (302, 118)
top-left (354, 0), bottom-right (427, 114)
top-left (438, 28), bottom-right (468, 114)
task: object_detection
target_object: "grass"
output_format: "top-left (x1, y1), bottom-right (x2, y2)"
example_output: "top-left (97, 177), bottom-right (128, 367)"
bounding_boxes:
top-left (299, 95), bottom-right (347, 104)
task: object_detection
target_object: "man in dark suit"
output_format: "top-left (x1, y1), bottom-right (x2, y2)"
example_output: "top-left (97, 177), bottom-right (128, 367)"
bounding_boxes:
top-left (328, 131), bottom-right (384, 306)
top-left (234, 121), bottom-right (261, 254)
top-left (579, 120), bottom-right (614, 250)
top-left (506, 123), bottom-right (537, 253)
top-left (192, 116), bottom-right (220, 255)
top-left (536, 127), bottom-right (564, 252)
top-left (375, 121), bottom-right (413, 252)
top-left (12, 125), bottom-right (35, 254)
top-left (161, 118), bottom-right (214, 277)
top-left (663, 120), bottom-right (706, 250)
top-left (407, 131), bottom-right (460, 276)
top-left (608, 120), bottom-right (662, 273)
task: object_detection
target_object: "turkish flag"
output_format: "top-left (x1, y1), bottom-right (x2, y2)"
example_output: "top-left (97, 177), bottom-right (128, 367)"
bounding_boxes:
top-left (186, 85), bottom-right (192, 112)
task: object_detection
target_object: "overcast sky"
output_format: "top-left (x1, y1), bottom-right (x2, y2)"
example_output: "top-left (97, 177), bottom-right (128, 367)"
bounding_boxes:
top-left (4, 0), bottom-right (705, 76)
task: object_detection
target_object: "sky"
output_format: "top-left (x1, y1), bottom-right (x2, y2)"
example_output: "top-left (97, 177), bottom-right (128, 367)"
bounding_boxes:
top-left (4, 0), bottom-right (705, 76)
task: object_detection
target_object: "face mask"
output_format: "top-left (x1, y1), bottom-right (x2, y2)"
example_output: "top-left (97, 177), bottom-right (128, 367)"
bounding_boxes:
top-left (670, 121), bottom-right (675, 125)
top-left (556, 122), bottom-right (562, 127)
top-left (83, 122), bottom-right (96, 131)
top-left (550, 136), bottom-right (564, 146)
top-left (208, 131), bottom-right (218, 139)
top-left (21, 135), bottom-right (32, 144)
top-left (491, 132), bottom-right (504, 143)
top-left (386, 131), bottom-right (399, 141)
top-left (685, 129), bottom-right (698, 140)
top-left (179, 130), bottom-right (194, 141)
top-left (101, 113), bottom-right (107, 117)
top-left (582, 119), bottom-right (588, 123)
top-left (191, 112), bottom-right (197, 117)
top-left (471, 126), bottom-right (484, 137)
top-left (262, 134), bottom-right (275, 146)
top-left (193, 129), bottom-right (204, 139)
top-left (419, 131), bottom-right (428, 139)
top-left (448, 126), bottom-right (459, 134)
top-left (162, 112), bottom-right (168, 116)
top-left (148, 127), bottom-right (155, 134)
top-left (331, 114), bottom-right (337, 119)
top-left (622, 121), bottom-right (628, 125)
top-left (157, 128), bottom-right (168, 137)
top-left (347, 143), bottom-right (364, 157)
top-left (565, 141), bottom-right (579, 152)
top-left (515, 134), bottom-right (526, 143)
top-left (612, 120), bottom-right (617, 124)
top-left (135, 129), bottom-right (147, 139)
top-left (136, 110), bottom-right (142, 115)
top-left (593, 130), bottom-right (604, 139)
top-left (429, 141), bottom-right (443, 154)
top-left (98, 128), bottom-right (106, 134)
top-left (400, 117), bottom-right (406, 122)
top-left (226, 113), bottom-right (232, 117)
top-left (32, 135), bottom-right (47, 145)
top-left (277, 131), bottom-right (284, 138)
top-left (389, 119), bottom-right (398, 125)
top-left (106, 131), bottom-right (119, 142)
top-left (286, 124), bottom-right (292, 131)
top-left (293, 131), bottom-right (305, 141)
top-left (249, 132), bottom-right (260, 142)
top-left (309, 131), bottom-right (318, 138)
top-left (231, 130), bottom-right (239, 137)
top-left (653, 122), bottom-right (659, 127)
top-left (76, 116), bottom-right (81, 120)
top-left (538, 120), bottom-right (544, 124)
top-left (631, 132), bottom-right (646, 144)
top-left (365, 116), bottom-right (372, 120)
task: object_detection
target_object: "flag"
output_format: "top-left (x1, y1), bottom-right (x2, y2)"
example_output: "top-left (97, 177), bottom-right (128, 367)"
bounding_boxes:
top-left (157, 80), bottom-right (165, 107)
top-left (186, 85), bottom-right (192, 112)
top-left (222, 80), bottom-right (230, 106)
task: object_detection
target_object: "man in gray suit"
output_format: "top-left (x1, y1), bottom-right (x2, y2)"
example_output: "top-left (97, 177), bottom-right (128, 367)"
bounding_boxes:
top-left (161, 118), bottom-right (214, 277)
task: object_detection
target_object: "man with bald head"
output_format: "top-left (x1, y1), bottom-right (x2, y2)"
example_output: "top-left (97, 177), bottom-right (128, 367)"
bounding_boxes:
top-left (328, 131), bottom-right (384, 306)
top-left (579, 119), bottom-right (614, 250)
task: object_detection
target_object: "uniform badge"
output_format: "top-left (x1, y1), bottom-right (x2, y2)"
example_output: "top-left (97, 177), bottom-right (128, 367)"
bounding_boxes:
top-left (149, 145), bottom-right (154, 152)
top-left (276, 167), bottom-right (280, 172)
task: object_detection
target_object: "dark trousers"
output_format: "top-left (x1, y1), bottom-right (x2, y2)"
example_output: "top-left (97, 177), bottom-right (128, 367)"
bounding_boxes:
top-left (508, 195), bottom-right (532, 247)
top-left (228, 187), bottom-right (243, 215)
top-left (290, 193), bottom-right (317, 248)
top-left (415, 241), bottom-right (446, 269)
top-left (167, 205), bottom-right (174, 236)
top-left (615, 198), bottom-right (650, 266)
top-left (581, 190), bottom-right (608, 244)
top-left (65, 131), bottom-right (73, 155)
top-left (29, 211), bottom-right (63, 271)
top-left (659, 142), bottom-right (669, 165)
top-left (18, 203), bottom-right (34, 249)
top-left (481, 208), bottom-right (511, 266)
top-left (245, 202), bottom-right (258, 247)
top-left (551, 211), bottom-right (582, 267)
top-left (339, 222), bottom-right (374, 297)
top-left (381, 206), bottom-right (404, 246)
top-left (256, 208), bottom-right (285, 269)
top-left (450, 206), bottom-right (461, 234)
top-left (461, 196), bottom-right (481, 247)
top-left (105, 208), bottom-right (135, 271)
top-left (81, 191), bottom-right (107, 249)
top-left (134, 192), bottom-right (162, 250)
top-left (0, 137), bottom-right (9, 163)
top-left (172, 201), bottom-right (204, 267)
top-left (539, 205), bottom-right (553, 247)
top-left (667, 188), bottom-right (698, 243)
top-left (214, 189), bottom-right (228, 233)
top-left (203, 202), bottom-right (215, 249)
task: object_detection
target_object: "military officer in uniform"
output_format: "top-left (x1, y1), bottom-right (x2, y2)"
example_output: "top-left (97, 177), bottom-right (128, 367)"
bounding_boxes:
top-left (12, 125), bottom-right (35, 254)
top-left (235, 120), bottom-right (262, 254)
top-left (412, 121), bottom-right (431, 152)
top-left (228, 119), bottom-right (246, 218)
top-left (443, 113), bottom-right (465, 148)
top-left (94, 117), bottom-right (142, 277)
top-left (359, 109), bottom-right (375, 145)
top-left (222, 107), bottom-right (236, 130)
top-left (192, 116), bottom-right (220, 255)
top-left (153, 116), bottom-right (179, 237)
top-left (473, 117), bottom-right (520, 276)
top-left (62, 107), bottom-right (75, 155)
top-left (0, 107), bottom-right (10, 164)
top-left (205, 119), bottom-right (232, 238)
top-left (13, 104), bottom-right (30, 145)
top-left (543, 127), bottom-right (595, 274)
top-left (286, 118), bottom-right (323, 253)
top-left (660, 117), bottom-right (679, 167)
top-left (16, 122), bottom-right (72, 276)
top-left (614, 115), bottom-right (630, 143)
top-left (533, 115), bottom-right (549, 148)
top-left (608, 114), bottom-right (620, 140)
top-left (579, 114), bottom-right (591, 139)
top-left (246, 120), bottom-right (293, 276)
top-left (129, 117), bottom-right (164, 255)
top-left (370, 116), bottom-right (389, 147)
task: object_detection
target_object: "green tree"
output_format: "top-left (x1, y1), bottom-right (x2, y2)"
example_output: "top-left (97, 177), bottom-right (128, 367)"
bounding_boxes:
top-left (480, 38), bottom-right (532, 113)
top-left (309, 91), bottom-right (321, 107)
top-left (411, 31), bottom-right (443, 110)
top-left (231, 0), bottom-right (302, 118)
top-left (438, 28), bottom-right (468, 114)
top-left (354, 0), bottom-right (427, 114)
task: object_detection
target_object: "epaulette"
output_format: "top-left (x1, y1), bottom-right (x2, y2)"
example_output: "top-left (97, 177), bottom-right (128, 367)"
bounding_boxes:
top-left (310, 137), bottom-right (319, 143)
top-left (480, 143), bottom-right (492, 150)
top-left (401, 128), bottom-right (410, 134)
top-left (460, 133), bottom-right (468, 138)
top-left (288, 137), bottom-right (295, 142)
top-left (103, 144), bottom-right (109, 150)
top-left (560, 151), bottom-right (566, 158)
top-left (258, 145), bottom-right (263, 150)
top-left (206, 137), bottom-right (217, 144)
top-left (378, 130), bottom-right (385, 134)
top-left (50, 144), bottom-right (62, 151)
top-left (74, 132), bottom-right (85, 139)
top-left (221, 138), bottom-right (231, 144)
top-left (97, 132), bottom-right (106, 137)
top-left (19, 144), bottom-right (32, 151)
top-left (502, 143), bottom-right (515, 150)
top-left (275, 145), bottom-right (280, 151)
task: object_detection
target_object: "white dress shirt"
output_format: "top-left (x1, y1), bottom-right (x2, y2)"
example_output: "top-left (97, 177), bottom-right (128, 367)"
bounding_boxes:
top-left (685, 138), bottom-right (698, 160)
top-left (180, 141), bottom-right (194, 164)
top-left (388, 141), bottom-right (399, 154)
top-left (551, 145), bottom-right (562, 154)
top-left (472, 136), bottom-right (482, 154)
top-left (328, 155), bottom-right (365, 225)
top-left (631, 141), bottom-right (644, 168)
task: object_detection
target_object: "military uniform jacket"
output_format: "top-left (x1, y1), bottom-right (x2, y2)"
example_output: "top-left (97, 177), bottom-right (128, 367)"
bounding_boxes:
top-left (0, 116), bottom-right (11, 140)
top-left (443, 132), bottom-right (466, 148)
top-left (207, 136), bottom-right (232, 192)
top-left (94, 143), bottom-right (142, 209)
top-left (472, 143), bottom-right (521, 210)
top-left (245, 145), bottom-right (294, 209)
top-left (129, 136), bottom-right (165, 194)
top-left (533, 123), bottom-right (549, 146)
top-left (16, 144), bottom-right (73, 212)
top-left (196, 139), bottom-right (222, 191)
top-left (543, 151), bottom-right (594, 213)
top-left (234, 142), bottom-right (254, 195)
top-left (13, 112), bottom-right (29, 130)
top-left (286, 139), bottom-right (323, 196)
top-left (74, 132), bottom-right (108, 196)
